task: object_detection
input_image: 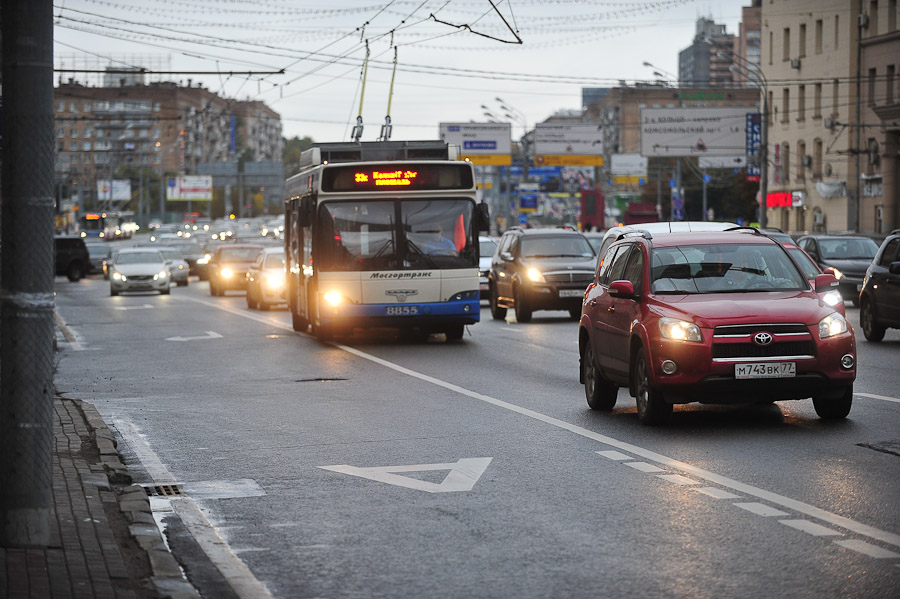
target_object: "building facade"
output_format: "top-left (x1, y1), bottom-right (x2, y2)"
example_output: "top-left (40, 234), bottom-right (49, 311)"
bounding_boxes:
top-left (733, 1), bottom-right (763, 88)
top-left (679, 17), bottom-right (736, 87)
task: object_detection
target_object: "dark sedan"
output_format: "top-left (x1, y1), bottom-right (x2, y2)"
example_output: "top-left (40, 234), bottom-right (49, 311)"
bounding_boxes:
top-left (796, 234), bottom-right (879, 306)
top-left (208, 244), bottom-right (264, 296)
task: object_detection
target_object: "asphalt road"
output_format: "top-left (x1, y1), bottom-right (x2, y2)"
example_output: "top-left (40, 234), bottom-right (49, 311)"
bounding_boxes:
top-left (53, 270), bottom-right (900, 599)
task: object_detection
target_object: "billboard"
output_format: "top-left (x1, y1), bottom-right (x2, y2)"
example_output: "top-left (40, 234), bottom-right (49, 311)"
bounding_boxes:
top-left (97, 179), bottom-right (131, 202)
top-left (167, 175), bottom-right (213, 201)
top-left (439, 123), bottom-right (512, 166)
top-left (533, 123), bottom-right (604, 166)
top-left (640, 107), bottom-right (750, 157)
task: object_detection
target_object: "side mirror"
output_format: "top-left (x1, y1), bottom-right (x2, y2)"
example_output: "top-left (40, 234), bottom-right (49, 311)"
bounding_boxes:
top-left (815, 273), bottom-right (839, 292)
top-left (889, 261), bottom-right (900, 275)
top-left (608, 279), bottom-right (635, 299)
top-left (500, 251), bottom-right (514, 262)
top-left (823, 267), bottom-right (839, 277)
top-left (476, 202), bottom-right (491, 232)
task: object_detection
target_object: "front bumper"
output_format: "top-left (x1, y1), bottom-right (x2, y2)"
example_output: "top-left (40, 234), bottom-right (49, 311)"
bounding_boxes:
top-left (110, 276), bottom-right (170, 293)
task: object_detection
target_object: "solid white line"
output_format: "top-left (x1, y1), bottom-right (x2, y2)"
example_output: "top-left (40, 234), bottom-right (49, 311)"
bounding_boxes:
top-left (182, 293), bottom-right (900, 551)
top-left (113, 418), bottom-right (274, 599)
top-left (854, 392), bottom-right (900, 404)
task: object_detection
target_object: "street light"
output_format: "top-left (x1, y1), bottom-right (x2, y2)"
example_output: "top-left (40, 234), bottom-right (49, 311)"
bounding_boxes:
top-left (720, 50), bottom-right (769, 229)
top-left (642, 61), bottom-right (678, 84)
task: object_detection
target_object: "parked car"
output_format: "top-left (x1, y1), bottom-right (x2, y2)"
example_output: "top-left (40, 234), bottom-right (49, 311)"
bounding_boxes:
top-left (858, 230), bottom-right (900, 342)
top-left (208, 244), bottom-right (264, 296)
top-left (55, 236), bottom-right (91, 281)
top-left (592, 221), bottom-right (739, 263)
top-left (83, 241), bottom-right (110, 275)
top-left (108, 248), bottom-right (171, 296)
top-left (156, 247), bottom-right (190, 287)
top-left (796, 234), bottom-right (880, 306)
top-left (579, 229), bottom-right (856, 425)
top-left (478, 235), bottom-right (498, 300)
top-left (246, 247), bottom-right (286, 310)
top-left (488, 227), bottom-right (596, 322)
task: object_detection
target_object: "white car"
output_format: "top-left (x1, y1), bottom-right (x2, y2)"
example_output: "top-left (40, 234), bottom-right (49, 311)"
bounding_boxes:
top-left (479, 235), bottom-right (498, 300)
top-left (157, 247), bottom-right (190, 287)
top-left (109, 248), bottom-right (171, 296)
top-left (246, 247), bottom-right (286, 310)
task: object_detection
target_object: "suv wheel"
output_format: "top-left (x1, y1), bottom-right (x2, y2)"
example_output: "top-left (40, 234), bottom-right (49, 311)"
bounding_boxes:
top-left (490, 283), bottom-right (507, 320)
top-left (513, 286), bottom-right (532, 323)
top-left (812, 385), bottom-right (853, 419)
top-left (633, 346), bottom-right (672, 425)
top-left (583, 344), bottom-right (617, 411)
top-left (66, 261), bottom-right (84, 282)
top-left (860, 297), bottom-right (886, 342)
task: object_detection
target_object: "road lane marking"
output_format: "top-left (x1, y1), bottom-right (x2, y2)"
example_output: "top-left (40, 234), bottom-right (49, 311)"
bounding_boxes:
top-left (834, 540), bottom-right (900, 559)
top-left (854, 392), bottom-right (900, 404)
top-left (624, 461), bottom-right (664, 473)
top-left (596, 450), bottom-right (631, 461)
top-left (319, 457), bottom-right (492, 493)
top-left (657, 474), bottom-right (699, 486)
top-left (735, 503), bottom-right (790, 517)
top-left (175, 294), bottom-right (900, 552)
top-left (696, 487), bottom-right (742, 500)
top-left (165, 330), bottom-right (223, 342)
top-left (779, 520), bottom-right (841, 536)
top-left (113, 418), bottom-right (273, 599)
top-left (114, 304), bottom-right (155, 311)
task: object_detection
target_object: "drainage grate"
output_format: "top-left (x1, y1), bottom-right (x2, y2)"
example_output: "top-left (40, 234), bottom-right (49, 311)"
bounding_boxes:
top-left (294, 378), bottom-right (347, 383)
top-left (143, 483), bottom-right (186, 497)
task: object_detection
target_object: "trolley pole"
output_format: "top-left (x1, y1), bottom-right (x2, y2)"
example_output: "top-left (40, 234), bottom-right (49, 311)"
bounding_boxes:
top-left (1, 0), bottom-right (56, 546)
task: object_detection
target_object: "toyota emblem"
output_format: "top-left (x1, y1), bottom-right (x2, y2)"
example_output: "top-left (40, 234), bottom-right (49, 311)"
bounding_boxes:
top-left (753, 332), bottom-right (773, 346)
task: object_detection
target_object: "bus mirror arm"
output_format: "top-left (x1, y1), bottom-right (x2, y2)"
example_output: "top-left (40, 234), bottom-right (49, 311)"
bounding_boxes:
top-left (298, 198), bottom-right (314, 227)
top-left (476, 202), bottom-right (491, 232)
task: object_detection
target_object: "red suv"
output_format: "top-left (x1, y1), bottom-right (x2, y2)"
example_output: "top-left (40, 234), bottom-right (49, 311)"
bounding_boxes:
top-left (578, 229), bottom-right (857, 425)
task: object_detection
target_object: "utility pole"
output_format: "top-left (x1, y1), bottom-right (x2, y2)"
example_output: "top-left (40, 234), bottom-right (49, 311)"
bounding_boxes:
top-left (1, 0), bottom-right (56, 546)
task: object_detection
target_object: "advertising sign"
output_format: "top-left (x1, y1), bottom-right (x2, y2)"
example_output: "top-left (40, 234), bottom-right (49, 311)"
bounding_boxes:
top-left (610, 154), bottom-right (648, 176)
top-left (640, 107), bottom-right (750, 157)
top-left (518, 183), bottom-right (539, 213)
top-left (439, 122), bottom-right (512, 166)
top-left (533, 123), bottom-right (604, 166)
top-left (97, 179), bottom-right (131, 202)
top-left (745, 113), bottom-right (761, 181)
top-left (167, 175), bottom-right (213, 201)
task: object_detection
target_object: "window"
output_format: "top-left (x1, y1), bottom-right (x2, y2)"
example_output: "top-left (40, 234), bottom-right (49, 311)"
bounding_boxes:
top-left (69, 128), bottom-right (77, 137)
top-left (768, 91), bottom-right (774, 125)
top-left (69, 142), bottom-right (77, 151)
top-left (83, 102), bottom-right (91, 112)
top-left (799, 23), bottom-right (807, 57)
top-left (783, 142), bottom-right (791, 181)
top-left (816, 19), bottom-right (823, 54)
top-left (832, 80), bottom-right (840, 115)
top-left (83, 142), bottom-right (91, 151)
top-left (782, 88), bottom-right (790, 123)
top-left (783, 28), bottom-right (791, 61)
top-left (622, 247), bottom-right (644, 297)
top-left (797, 142), bottom-right (806, 181)
top-left (85, 128), bottom-right (92, 139)
top-left (879, 239), bottom-right (900, 267)
top-left (57, 101), bottom-right (65, 112)
top-left (69, 102), bottom-right (76, 113)
top-left (869, 68), bottom-right (877, 105)
top-left (814, 83), bottom-right (822, 118)
top-left (768, 31), bottom-right (774, 65)
top-left (813, 139), bottom-right (823, 179)
top-left (798, 85), bottom-right (806, 120)
top-left (870, 1), bottom-right (879, 36)
top-left (890, 0), bottom-right (897, 31)
top-left (606, 245), bottom-right (633, 285)
top-left (57, 128), bottom-right (65, 138)
top-left (887, 65), bottom-right (895, 103)
top-left (835, 15), bottom-right (840, 49)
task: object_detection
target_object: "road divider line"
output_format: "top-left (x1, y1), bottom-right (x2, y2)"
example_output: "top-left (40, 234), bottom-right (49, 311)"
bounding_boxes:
top-left (854, 392), bottom-right (900, 404)
top-left (178, 293), bottom-right (900, 552)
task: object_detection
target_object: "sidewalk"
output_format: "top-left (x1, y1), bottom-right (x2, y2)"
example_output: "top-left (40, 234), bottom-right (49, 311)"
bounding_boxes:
top-left (1, 392), bottom-right (198, 599)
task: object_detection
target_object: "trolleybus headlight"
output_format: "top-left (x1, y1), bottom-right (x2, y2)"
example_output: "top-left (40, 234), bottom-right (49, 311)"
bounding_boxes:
top-left (323, 290), bottom-right (343, 307)
top-left (220, 267), bottom-right (234, 279)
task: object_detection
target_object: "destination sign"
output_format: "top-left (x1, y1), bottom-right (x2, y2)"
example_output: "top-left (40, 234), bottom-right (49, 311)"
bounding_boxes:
top-left (322, 163), bottom-right (474, 192)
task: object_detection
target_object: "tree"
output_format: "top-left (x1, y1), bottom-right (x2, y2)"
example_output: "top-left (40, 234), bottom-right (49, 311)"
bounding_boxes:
top-left (283, 136), bottom-right (315, 178)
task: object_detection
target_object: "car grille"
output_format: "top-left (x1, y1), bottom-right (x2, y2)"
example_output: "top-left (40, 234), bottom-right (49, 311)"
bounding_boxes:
top-left (129, 275), bottom-right (153, 281)
top-left (712, 341), bottom-right (815, 359)
top-left (543, 272), bottom-right (594, 285)
top-left (713, 323), bottom-right (808, 335)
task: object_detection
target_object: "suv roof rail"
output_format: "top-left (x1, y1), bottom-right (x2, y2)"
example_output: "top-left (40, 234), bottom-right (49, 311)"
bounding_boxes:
top-left (557, 224), bottom-right (578, 231)
top-left (890, 229), bottom-right (900, 235)
top-left (724, 226), bottom-right (763, 235)
top-left (507, 226), bottom-right (524, 232)
top-left (615, 229), bottom-right (652, 242)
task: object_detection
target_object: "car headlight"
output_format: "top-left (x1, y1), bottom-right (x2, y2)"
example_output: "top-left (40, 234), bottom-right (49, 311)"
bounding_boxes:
top-left (526, 267), bottom-right (545, 283)
top-left (112, 271), bottom-right (125, 281)
top-left (197, 254), bottom-right (211, 265)
top-left (822, 290), bottom-right (843, 307)
top-left (323, 290), bottom-right (343, 307)
top-left (818, 312), bottom-right (847, 339)
top-left (264, 272), bottom-right (285, 290)
top-left (658, 317), bottom-right (702, 342)
top-left (221, 267), bottom-right (234, 279)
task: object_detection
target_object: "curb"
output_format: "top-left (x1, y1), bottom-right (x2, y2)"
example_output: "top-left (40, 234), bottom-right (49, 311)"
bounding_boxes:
top-left (74, 398), bottom-right (200, 599)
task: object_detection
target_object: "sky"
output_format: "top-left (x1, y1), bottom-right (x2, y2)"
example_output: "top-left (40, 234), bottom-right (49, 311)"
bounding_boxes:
top-left (52, 0), bottom-right (751, 144)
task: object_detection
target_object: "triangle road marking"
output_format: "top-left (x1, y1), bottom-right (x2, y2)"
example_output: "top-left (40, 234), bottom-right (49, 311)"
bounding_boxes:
top-left (319, 457), bottom-right (492, 493)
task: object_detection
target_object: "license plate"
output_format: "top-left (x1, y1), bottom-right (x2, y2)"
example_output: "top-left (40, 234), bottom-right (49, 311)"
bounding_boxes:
top-left (385, 305), bottom-right (418, 316)
top-left (735, 362), bottom-right (796, 379)
top-left (558, 289), bottom-right (584, 298)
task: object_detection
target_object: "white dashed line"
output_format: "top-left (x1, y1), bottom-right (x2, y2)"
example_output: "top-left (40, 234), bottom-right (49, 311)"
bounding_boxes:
top-left (834, 540), bottom-right (900, 559)
top-left (624, 461), bottom-right (665, 473)
top-left (657, 474), bottom-right (699, 486)
top-left (735, 502), bottom-right (790, 517)
top-left (596, 450), bottom-right (632, 461)
top-left (696, 487), bottom-right (742, 500)
top-left (854, 392), bottom-right (900, 404)
top-left (779, 519), bottom-right (841, 537)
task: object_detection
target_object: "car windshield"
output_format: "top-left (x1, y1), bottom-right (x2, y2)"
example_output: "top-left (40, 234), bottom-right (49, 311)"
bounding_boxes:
top-left (264, 253), bottom-right (285, 269)
top-left (521, 236), bottom-right (594, 258)
top-left (650, 243), bottom-right (808, 294)
top-left (586, 236), bottom-right (604, 252)
top-left (85, 244), bottom-right (108, 257)
top-left (479, 239), bottom-right (498, 257)
top-left (115, 252), bottom-right (164, 265)
top-left (787, 247), bottom-right (820, 280)
top-left (218, 248), bottom-right (260, 261)
top-left (159, 249), bottom-right (182, 261)
top-left (818, 238), bottom-right (879, 260)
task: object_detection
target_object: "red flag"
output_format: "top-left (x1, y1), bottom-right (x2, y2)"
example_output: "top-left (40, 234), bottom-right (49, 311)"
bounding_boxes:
top-left (454, 214), bottom-right (466, 251)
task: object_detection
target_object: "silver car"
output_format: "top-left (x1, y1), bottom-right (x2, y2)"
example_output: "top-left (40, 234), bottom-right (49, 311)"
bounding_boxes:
top-left (109, 248), bottom-right (171, 296)
top-left (157, 247), bottom-right (190, 286)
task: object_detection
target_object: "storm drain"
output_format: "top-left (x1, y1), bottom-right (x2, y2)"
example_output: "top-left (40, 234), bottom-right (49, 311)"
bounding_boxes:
top-left (295, 377), bottom-right (347, 383)
top-left (143, 483), bottom-right (186, 497)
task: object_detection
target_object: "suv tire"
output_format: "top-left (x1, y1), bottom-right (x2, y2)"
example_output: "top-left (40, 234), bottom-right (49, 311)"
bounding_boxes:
top-left (583, 344), bottom-right (617, 411)
top-left (67, 261), bottom-right (85, 282)
top-left (490, 283), bottom-right (507, 320)
top-left (812, 385), bottom-right (852, 419)
top-left (513, 286), bottom-right (532, 323)
top-left (860, 297), bottom-right (886, 342)
top-left (633, 346), bottom-right (672, 425)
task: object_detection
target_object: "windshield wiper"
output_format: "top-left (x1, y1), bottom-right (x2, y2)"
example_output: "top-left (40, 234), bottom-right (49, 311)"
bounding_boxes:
top-left (405, 239), bottom-right (437, 268)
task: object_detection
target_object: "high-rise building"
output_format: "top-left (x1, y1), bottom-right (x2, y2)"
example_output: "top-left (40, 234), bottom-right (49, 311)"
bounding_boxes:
top-left (679, 17), bottom-right (736, 87)
top-left (733, 1), bottom-right (763, 88)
